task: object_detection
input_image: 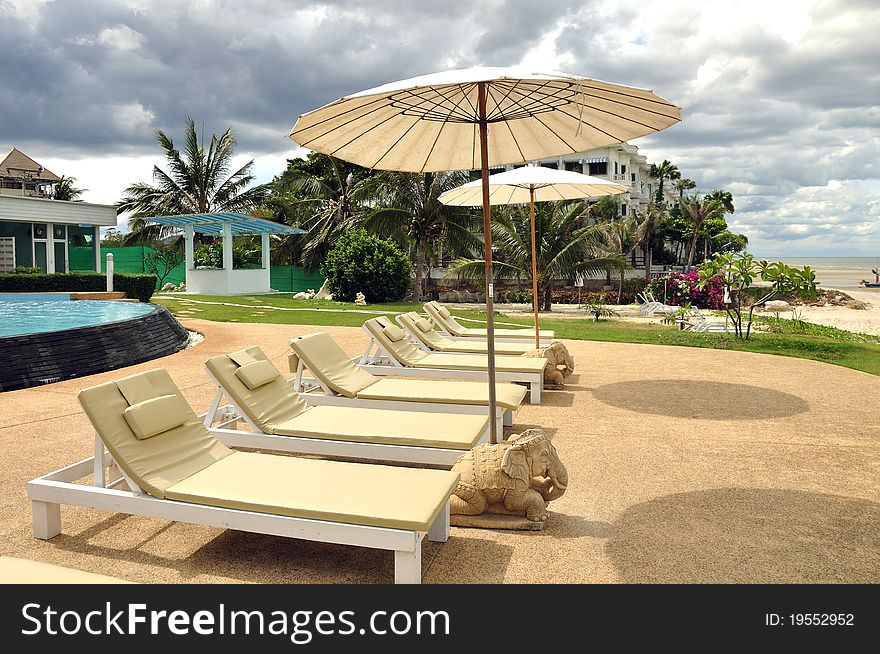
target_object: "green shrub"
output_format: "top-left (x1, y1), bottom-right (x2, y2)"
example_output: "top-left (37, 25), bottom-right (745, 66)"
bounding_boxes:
top-left (194, 241), bottom-right (261, 269)
top-left (321, 229), bottom-right (411, 303)
top-left (12, 266), bottom-right (42, 274)
top-left (0, 272), bottom-right (157, 302)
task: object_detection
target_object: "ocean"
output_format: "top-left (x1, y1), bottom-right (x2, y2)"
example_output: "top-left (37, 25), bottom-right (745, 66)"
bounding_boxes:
top-left (772, 257), bottom-right (880, 289)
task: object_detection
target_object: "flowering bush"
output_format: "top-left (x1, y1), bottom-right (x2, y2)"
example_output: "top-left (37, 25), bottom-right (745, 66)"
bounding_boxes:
top-left (647, 270), bottom-right (725, 309)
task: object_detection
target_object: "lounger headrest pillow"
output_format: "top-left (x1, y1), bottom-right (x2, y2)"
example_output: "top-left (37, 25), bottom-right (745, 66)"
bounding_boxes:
top-left (383, 324), bottom-right (406, 342)
top-left (235, 359), bottom-right (280, 389)
top-left (415, 316), bottom-right (433, 333)
top-left (438, 305), bottom-right (451, 318)
top-left (123, 394), bottom-right (189, 440)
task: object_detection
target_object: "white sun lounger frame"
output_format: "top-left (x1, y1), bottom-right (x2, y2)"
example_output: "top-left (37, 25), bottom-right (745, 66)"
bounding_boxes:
top-left (357, 326), bottom-right (544, 404)
top-left (201, 366), bottom-right (487, 467)
top-left (287, 351), bottom-right (514, 434)
top-left (27, 433), bottom-right (449, 584)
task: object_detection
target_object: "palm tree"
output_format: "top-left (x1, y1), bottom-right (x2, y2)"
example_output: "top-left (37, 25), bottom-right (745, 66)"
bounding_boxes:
top-left (634, 202), bottom-right (665, 280)
top-left (648, 159), bottom-right (680, 204)
top-left (673, 177), bottom-right (696, 200)
top-left (271, 154), bottom-right (373, 271)
top-left (681, 195), bottom-right (725, 270)
top-left (594, 217), bottom-right (639, 302)
top-left (706, 188), bottom-right (735, 213)
top-left (117, 117), bottom-right (269, 244)
top-left (588, 195), bottom-right (620, 222)
top-left (447, 201), bottom-right (619, 311)
top-left (360, 171), bottom-right (478, 300)
top-left (52, 176), bottom-right (86, 201)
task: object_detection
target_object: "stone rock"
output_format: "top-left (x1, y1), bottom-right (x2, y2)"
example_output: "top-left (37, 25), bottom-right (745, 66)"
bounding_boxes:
top-left (764, 300), bottom-right (791, 313)
top-left (521, 341), bottom-right (575, 388)
top-left (293, 291), bottom-right (308, 300)
top-left (161, 282), bottom-right (176, 291)
top-left (354, 292), bottom-right (367, 306)
top-left (176, 283), bottom-right (186, 292)
top-left (450, 429), bottom-right (568, 530)
top-left (314, 279), bottom-right (333, 300)
top-left (847, 300), bottom-right (867, 310)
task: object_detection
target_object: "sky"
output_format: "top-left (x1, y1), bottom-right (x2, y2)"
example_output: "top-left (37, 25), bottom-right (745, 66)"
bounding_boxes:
top-left (1, 0), bottom-right (878, 257)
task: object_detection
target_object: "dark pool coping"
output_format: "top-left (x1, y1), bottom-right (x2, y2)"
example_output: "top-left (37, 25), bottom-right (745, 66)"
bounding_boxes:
top-left (0, 305), bottom-right (189, 392)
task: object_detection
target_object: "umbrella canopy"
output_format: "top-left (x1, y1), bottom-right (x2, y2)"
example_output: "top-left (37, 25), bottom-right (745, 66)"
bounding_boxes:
top-left (438, 165), bottom-right (628, 206)
top-left (289, 67), bottom-right (680, 443)
top-left (439, 166), bottom-right (628, 347)
top-left (289, 67), bottom-right (681, 173)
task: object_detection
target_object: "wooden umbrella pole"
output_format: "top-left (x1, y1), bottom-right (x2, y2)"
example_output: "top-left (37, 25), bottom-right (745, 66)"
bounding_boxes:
top-left (478, 82), bottom-right (498, 444)
top-left (529, 186), bottom-right (540, 349)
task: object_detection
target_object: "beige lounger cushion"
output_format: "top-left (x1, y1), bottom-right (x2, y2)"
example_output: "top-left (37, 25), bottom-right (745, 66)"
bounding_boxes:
top-left (289, 333), bottom-right (378, 398)
top-left (235, 359), bottom-right (280, 389)
top-left (383, 324), bottom-right (406, 342)
top-left (415, 316), bottom-right (433, 332)
top-left (357, 378), bottom-right (527, 410)
top-left (205, 347), bottom-right (310, 433)
top-left (0, 557), bottom-right (131, 584)
top-left (78, 370), bottom-right (233, 498)
top-left (166, 452), bottom-right (458, 532)
top-left (274, 405), bottom-right (486, 450)
top-left (438, 305), bottom-right (451, 318)
top-left (425, 302), bottom-right (554, 338)
top-left (123, 394), bottom-right (189, 440)
top-left (399, 313), bottom-right (531, 355)
top-left (365, 318), bottom-right (429, 366)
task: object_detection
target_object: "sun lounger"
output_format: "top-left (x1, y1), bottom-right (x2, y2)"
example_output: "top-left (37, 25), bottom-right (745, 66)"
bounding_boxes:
top-left (360, 317), bottom-right (547, 404)
top-left (683, 308), bottom-right (736, 333)
top-left (396, 312), bottom-right (534, 355)
top-left (424, 301), bottom-right (554, 343)
top-left (203, 347), bottom-right (490, 466)
top-left (287, 332), bottom-right (527, 432)
top-left (27, 369), bottom-right (458, 583)
top-left (0, 556), bottom-right (131, 584)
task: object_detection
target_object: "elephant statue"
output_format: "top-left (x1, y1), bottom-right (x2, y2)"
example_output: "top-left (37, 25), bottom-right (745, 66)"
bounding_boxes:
top-left (450, 429), bottom-right (568, 528)
top-left (522, 341), bottom-right (575, 387)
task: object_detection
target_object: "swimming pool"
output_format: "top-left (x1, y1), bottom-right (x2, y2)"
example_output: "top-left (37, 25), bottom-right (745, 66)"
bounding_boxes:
top-left (0, 297), bottom-right (154, 337)
top-left (0, 295), bottom-right (189, 391)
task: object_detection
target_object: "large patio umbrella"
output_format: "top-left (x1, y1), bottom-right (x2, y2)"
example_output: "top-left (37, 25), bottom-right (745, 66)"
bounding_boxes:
top-left (438, 165), bottom-right (628, 348)
top-left (289, 67), bottom-right (680, 443)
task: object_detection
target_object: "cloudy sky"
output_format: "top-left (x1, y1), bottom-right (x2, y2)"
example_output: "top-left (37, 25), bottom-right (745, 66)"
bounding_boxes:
top-left (2, 0), bottom-right (878, 256)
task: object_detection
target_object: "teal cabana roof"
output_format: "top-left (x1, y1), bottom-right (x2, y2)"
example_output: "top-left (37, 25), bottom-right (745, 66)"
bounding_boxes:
top-left (147, 213), bottom-right (305, 236)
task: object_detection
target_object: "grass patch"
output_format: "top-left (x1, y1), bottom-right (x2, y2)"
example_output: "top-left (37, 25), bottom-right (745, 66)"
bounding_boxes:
top-left (153, 294), bottom-right (880, 377)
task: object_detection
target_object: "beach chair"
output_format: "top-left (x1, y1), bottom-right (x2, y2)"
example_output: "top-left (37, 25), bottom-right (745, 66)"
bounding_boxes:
top-left (396, 312), bottom-right (534, 355)
top-left (639, 291), bottom-right (679, 317)
top-left (684, 308), bottom-right (736, 333)
top-left (359, 317), bottom-right (547, 404)
top-left (424, 301), bottom-right (554, 344)
top-left (27, 369), bottom-right (458, 584)
top-left (202, 347), bottom-right (490, 467)
top-left (288, 332), bottom-right (527, 433)
top-left (0, 557), bottom-right (131, 584)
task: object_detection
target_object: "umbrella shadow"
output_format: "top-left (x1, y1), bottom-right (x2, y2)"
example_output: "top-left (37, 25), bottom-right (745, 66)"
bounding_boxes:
top-left (606, 487), bottom-right (880, 583)
top-left (593, 380), bottom-right (810, 420)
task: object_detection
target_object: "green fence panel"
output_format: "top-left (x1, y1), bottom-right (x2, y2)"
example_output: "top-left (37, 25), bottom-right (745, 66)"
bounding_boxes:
top-left (68, 247), bottom-right (95, 272)
top-left (270, 266), bottom-right (325, 293)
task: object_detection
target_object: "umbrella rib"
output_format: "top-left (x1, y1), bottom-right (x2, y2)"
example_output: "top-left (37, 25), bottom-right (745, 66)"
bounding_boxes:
top-left (553, 104), bottom-right (665, 137)
top-left (563, 88), bottom-right (681, 121)
top-left (419, 86), bottom-right (475, 172)
top-left (291, 94), bottom-right (397, 143)
top-left (485, 79), bottom-right (528, 121)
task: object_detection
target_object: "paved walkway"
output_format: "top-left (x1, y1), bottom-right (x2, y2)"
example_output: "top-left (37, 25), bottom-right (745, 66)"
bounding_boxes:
top-left (1, 319), bottom-right (877, 583)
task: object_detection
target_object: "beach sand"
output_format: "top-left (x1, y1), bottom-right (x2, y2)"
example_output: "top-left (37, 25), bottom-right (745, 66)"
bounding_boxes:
top-left (788, 288), bottom-right (880, 337)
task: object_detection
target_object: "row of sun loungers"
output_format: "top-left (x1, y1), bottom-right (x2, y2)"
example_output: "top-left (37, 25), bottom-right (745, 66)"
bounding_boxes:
top-left (26, 305), bottom-right (555, 584)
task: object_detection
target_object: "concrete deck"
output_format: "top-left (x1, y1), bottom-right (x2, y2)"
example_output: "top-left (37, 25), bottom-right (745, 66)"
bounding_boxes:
top-left (1, 319), bottom-right (877, 583)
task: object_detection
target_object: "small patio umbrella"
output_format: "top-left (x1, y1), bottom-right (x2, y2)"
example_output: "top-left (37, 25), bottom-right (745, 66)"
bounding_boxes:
top-left (290, 67), bottom-right (680, 443)
top-left (438, 165), bottom-right (628, 348)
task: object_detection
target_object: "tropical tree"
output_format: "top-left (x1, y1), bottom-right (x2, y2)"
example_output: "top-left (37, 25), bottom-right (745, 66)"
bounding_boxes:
top-left (673, 177), bottom-right (696, 200)
top-left (594, 216), bottom-right (639, 302)
top-left (706, 188), bottom-right (735, 214)
top-left (648, 159), bottom-right (680, 204)
top-left (589, 195), bottom-right (620, 222)
top-left (117, 117), bottom-right (269, 244)
top-left (634, 202), bottom-right (665, 280)
top-left (360, 170), bottom-right (478, 300)
top-left (268, 153), bottom-right (374, 271)
top-left (447, 201), bottom-right (620, 311)
top-left (52, 176), bottom-right (86, 201)
top-left (681, 195), bottom-right (725, 270)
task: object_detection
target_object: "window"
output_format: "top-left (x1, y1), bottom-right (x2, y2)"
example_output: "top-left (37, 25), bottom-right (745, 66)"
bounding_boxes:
top-left (621, 165), bottom-right (627, 174)
top-left (614, 162), bottom-right (619, 175)
top-left (621, 204), bottom-right (627, 216)
top-left (588, 162), bottom-right (607, 176)
top-left (564, 161), bottom-right (581, 172)
top-left (631, 173), bottom-right (636, 182)
top-left (53, 224), bottom-right (65, 240)
top-left (540, 162), bottom-right (558, 169)
top-left (33, 223), bottom-right (47, 239)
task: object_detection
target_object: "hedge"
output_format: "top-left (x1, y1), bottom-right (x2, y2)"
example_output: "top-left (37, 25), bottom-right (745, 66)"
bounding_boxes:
top-left (0, 273), bottom-right (158, 302)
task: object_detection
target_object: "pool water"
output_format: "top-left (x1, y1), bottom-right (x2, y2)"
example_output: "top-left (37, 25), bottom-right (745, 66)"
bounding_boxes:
top-left (0, 299), bottom-right (155, 337)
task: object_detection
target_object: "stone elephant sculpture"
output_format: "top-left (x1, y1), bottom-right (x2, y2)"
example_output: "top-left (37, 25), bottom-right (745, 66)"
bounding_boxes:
top-left (522, 341), bottom-right (574, 387)
top-left (451, 429), bottom-right (568, 524)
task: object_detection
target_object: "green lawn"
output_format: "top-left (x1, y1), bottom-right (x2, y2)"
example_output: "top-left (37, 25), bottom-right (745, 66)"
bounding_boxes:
top-left (153, 293), bottom-right (880, 377)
